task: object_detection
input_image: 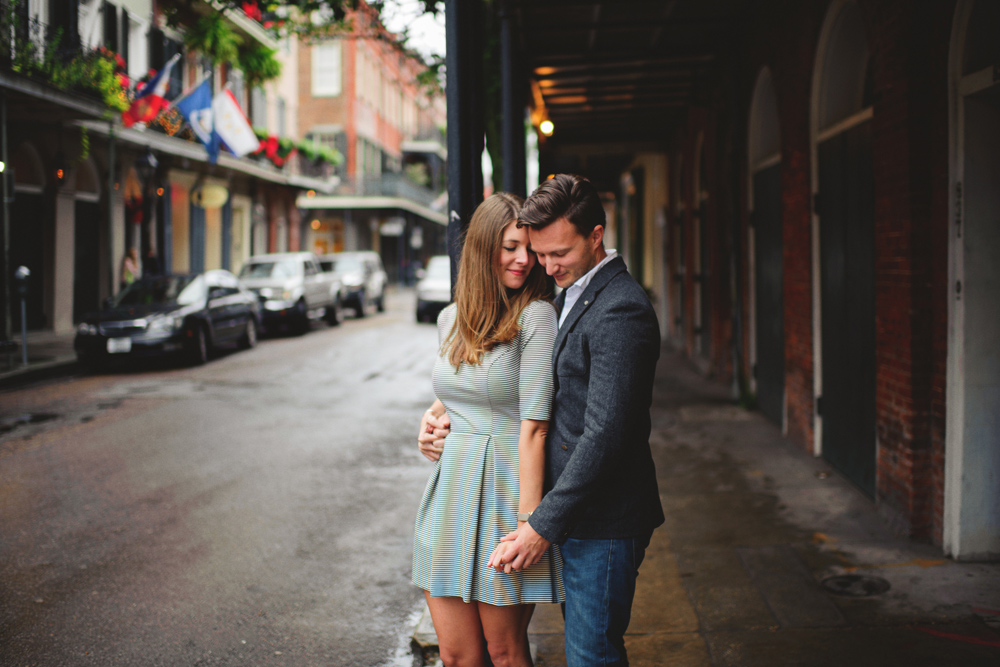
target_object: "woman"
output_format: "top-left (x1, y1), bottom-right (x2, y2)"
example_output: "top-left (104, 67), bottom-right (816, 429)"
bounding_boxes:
top-left (412, 193), bottom-right (563, 667)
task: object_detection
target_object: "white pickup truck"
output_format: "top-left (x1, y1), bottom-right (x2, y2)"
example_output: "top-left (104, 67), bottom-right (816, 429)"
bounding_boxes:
top-left (238, 252), bottom-right (343, 333)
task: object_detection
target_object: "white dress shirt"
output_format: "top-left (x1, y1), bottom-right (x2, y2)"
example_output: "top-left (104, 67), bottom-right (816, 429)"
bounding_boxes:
top-left (558, 249), bottom-right (618, 328)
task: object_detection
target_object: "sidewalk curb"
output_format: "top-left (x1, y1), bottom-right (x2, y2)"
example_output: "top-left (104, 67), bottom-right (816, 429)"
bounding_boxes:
top-left (0, 356), bottom-right (80, 389)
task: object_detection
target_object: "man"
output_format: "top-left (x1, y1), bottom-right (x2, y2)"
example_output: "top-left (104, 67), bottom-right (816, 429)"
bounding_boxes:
top-left (420, 174), bottom-right (663, 666)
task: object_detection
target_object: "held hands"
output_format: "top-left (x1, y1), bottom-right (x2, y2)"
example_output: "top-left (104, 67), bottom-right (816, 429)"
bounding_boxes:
top-left (417, 410), bottom-right (450, 461)
top-left (487, 521), bottom-right (551, 573)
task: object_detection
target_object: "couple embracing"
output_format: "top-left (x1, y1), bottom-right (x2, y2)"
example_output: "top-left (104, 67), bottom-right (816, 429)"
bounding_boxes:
top-left (412, 174), bottom-right (663, 667)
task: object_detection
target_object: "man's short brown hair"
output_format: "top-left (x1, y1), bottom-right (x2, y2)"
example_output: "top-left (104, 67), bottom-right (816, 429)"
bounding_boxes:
top-left (518, 173), bottom-right (605, 237)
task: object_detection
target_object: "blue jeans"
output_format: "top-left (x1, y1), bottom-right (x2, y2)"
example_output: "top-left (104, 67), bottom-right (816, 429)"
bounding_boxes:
top-left (560, 533), bottom-right (652, 667)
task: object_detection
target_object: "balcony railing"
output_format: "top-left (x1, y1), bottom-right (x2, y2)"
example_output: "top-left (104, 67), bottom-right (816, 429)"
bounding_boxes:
top-left (357, 172), bottom-right (441, 208)
top-left (0, 0), bottom-right (127, 114)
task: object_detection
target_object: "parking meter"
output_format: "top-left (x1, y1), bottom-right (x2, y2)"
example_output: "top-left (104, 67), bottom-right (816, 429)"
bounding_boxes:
top-left (14, 265), bottom-right (29, 296)
top-left (14, 266), bottom-right (29, 365)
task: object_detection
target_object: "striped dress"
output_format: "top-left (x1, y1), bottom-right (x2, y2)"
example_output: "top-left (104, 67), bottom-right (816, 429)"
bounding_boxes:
top-left (412, 300), bottom-right (565, 605)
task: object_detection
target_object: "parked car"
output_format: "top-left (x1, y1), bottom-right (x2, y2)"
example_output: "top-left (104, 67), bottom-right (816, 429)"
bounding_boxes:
top-left (319, 251), bottom-right (388, 317)
top-left (416, 255), bottom-right (452, 323)
top-left (74, 270), bottom-right (261, 367)
top-left (238, 252), bottom-right (342, 333)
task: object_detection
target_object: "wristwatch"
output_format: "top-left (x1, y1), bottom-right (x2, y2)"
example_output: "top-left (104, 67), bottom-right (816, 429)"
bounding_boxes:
top-left (517, 511), bottom-right (533, 522)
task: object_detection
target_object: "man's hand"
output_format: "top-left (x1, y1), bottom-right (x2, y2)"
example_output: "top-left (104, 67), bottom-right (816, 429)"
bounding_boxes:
top-left (417, 411), bottom-right (450, 461)
top-left (487, 522), bottom-right (551, 572)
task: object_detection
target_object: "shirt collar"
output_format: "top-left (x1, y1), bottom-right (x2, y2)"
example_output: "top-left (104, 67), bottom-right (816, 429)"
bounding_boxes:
top-left (567, 249), bottom-right (617, 294)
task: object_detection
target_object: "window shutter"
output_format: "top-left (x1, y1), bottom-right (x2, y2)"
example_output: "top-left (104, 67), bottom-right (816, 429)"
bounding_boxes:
top-left (102, 1), bottom-right (117, 53)
top-left (120, 8), bottom-right (129, 69)
top-left (149, 26), bottom-right (164, 69)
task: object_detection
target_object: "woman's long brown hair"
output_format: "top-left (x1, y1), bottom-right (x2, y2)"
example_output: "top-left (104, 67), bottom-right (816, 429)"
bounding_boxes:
top-left (445, 192), bottom-right (551, 367)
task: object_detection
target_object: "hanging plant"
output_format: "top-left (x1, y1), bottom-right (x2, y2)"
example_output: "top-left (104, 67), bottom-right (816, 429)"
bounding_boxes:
top-left (184, 13), bottom-right (242, 66)
top-left (238, 44), bottom-right (282, 89)
top-left (296, 137), bottom-right (342, 166)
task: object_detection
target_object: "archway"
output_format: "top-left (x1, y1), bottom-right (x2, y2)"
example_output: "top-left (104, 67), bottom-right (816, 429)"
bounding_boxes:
top-left (945, 0), bottom-right (1000, 560)
top-left (748, 67), bottom-right (784, 428)
top-left (811, 0), bottom-right (876, 496)
top-left (9, 141), bottom-right (48, 329)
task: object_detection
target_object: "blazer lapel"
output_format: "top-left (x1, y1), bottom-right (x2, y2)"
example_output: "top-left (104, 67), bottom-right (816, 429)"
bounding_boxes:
top-left (552, 256), bottom-right (627, 363)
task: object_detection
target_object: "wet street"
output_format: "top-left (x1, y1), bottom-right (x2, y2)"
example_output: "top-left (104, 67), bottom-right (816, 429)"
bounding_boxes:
top-left (0, 289), bottom-right (437, 666)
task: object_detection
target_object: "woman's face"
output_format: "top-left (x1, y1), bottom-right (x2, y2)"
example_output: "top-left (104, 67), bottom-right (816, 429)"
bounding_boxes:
top-left (497, 221), bottom-right (536, 290)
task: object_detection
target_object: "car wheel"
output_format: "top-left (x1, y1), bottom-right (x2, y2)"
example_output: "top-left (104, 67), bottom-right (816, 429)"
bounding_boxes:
top-left (355, 290), bottom-right (367, 318)
top-left (240, 317), bottom-right (258, 349)
top-left (325, 299), bottom-right (341, 326)
top-left (295, 299), bottom-right (310, 335)
top-left (189, 325), bottom-right (209, 366)
top-left (376, 290), bottom-right (385, 312)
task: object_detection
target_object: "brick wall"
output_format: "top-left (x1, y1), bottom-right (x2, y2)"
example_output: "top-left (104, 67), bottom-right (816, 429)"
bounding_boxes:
top-left (671, 0), bottom-right (958, 544)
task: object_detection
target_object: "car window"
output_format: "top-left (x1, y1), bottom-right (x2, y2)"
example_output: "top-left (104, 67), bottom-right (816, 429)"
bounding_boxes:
top-left (304, 261), bottom-right (317, 276)
top-left (113, 275), bottom-right (204, 307)
top-left (319, 261), bottom-right (333, 272)
top-left (239, 259), bottom-right (301, 279)
top-left (328, 256), bottom-right (363, 273)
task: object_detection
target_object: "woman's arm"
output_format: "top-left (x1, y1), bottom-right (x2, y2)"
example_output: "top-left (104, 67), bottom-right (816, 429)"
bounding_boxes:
top-left (517, 419), bottom-right (549, 523)
top-left (417, 399), bottom-right (449, 461)
top-left (489, 418), bottom-right (548, 573)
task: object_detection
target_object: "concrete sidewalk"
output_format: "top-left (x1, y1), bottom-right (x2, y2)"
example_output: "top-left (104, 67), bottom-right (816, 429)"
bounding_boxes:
top-left (415, 347), bottom-right (1000, 666)
top-left (0, 330), bottom-right (78, 387)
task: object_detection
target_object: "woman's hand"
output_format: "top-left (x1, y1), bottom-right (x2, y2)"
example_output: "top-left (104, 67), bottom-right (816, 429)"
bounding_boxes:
top-left (417, 408), bottom-right (450, 461)
top-left (487, 541), bottom-right (515, 574)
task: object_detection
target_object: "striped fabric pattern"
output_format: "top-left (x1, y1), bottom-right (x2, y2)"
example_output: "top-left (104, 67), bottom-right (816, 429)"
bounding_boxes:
top-left (412, 300), bottom-right (565, 605)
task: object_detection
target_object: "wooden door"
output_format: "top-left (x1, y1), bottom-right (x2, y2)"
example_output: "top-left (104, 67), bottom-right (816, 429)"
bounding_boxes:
top-left (818, 121), bottom-right (876, 497)
top-left (752, 164), bottom-right (784, 426)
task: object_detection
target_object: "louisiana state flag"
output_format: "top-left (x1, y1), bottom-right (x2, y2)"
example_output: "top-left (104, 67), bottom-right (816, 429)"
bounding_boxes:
top-left (175, 78), bottom-right (220, 163)
top-left (122, 54), bottom-right (180, 128)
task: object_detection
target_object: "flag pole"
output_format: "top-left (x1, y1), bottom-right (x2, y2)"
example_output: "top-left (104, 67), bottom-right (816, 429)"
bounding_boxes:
top-left (169, 71), bottom-right (210, 107)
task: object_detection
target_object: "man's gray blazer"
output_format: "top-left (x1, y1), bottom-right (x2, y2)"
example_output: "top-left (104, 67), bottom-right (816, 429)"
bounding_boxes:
top-left (529, 255), bottom-right (664, 545)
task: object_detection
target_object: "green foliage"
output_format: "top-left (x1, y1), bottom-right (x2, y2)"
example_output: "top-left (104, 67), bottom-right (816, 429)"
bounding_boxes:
top-left (185, 13), bottom-right (243, 66)
top-left (295, 137), bottom-right (342, 166)
top-left (239, 44), bottom-right (282, 88)
top-left (404, 162), bottom-right (429, 187)
top-left (0, 2), bottom-right (129, 115)
top-left (79, 126), bottom-right (90, 161)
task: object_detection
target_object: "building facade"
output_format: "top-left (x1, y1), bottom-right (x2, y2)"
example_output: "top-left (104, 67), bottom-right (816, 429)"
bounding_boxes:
top-left (0, 0), bottom-right (330, 339)
top-left (296, 2), bottom-right (448, 283)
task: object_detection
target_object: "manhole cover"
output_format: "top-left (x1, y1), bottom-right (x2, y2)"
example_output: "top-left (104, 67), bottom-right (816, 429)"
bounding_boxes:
top-left (821, 574), bottom-right (891, 597)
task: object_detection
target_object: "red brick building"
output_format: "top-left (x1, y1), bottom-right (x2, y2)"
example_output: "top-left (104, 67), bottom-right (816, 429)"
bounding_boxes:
top-left (296, 3), bottom-right (447, 281)
top-left (513, 0), bottom-right (999, 560)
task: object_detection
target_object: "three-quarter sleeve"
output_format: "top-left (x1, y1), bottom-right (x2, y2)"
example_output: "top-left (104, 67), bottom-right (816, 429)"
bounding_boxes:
top-left (517, 300), bottom-right (558, 421)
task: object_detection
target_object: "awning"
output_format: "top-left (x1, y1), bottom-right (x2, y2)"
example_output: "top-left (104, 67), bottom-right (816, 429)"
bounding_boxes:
top-left (298, 194), bottom-right (448, 226)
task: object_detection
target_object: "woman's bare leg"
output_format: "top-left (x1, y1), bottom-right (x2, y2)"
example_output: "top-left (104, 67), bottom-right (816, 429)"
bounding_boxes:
top-left (425, 592), bottom-right (488, 667)
top-left (478, 602), bottom-right (535, 667)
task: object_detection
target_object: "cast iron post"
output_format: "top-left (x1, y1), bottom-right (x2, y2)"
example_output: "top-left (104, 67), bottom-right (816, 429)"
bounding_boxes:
top-left (500, 0), bottom-right (526, 198)
top-left (445, 0), bottom-right (484, 295)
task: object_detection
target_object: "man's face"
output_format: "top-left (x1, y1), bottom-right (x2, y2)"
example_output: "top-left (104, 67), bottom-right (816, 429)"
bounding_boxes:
top-left (527, 217), bottom-right (605, 289)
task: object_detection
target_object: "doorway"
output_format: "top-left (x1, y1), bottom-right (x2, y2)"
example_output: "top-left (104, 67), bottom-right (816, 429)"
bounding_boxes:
top-left (748, 67), bottom-right (784, 427)
top-left (811, 0), bottom-right (876, 496)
